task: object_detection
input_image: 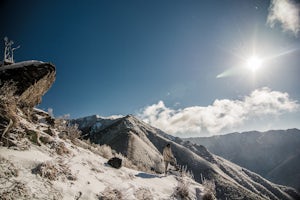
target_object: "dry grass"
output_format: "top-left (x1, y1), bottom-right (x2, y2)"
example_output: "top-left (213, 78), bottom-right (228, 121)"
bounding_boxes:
top-left (98, 187), bottom-right (124, 200)
top-left (39, 135), bottom-right (54, 145)
top-left (32, 159), bottom-right (76, 181)
top-left (0, 181), bottom-right (31, 200)
top-left (134, 187), bottom-right (153, 200)
top-left (115, 153), bottom-right (138, 170)
top-left (171, 165), bottom-right (194, 200)
top-left (202, 192), bottom-right (215, 200)
top-left (0, 156), bottom-right (19, 179)
top-left (0, 81), bottom-right (19, 144)
top-left (97, 144), bottom-right (114, 159)
top-left (25, 129), bottom-right (41, 146)
top-left (55, 119), bottom-right (81, 141)
top-left (0, 157), bottom-right (31, 200)
top-left (202, 179), bottom-right (216, 200)
top-left (172, 180), bottom-right (191, 200)
top-left (74, 139), bottom-right (139, 171)
top-left (51, 141), bottom-right (71, 156)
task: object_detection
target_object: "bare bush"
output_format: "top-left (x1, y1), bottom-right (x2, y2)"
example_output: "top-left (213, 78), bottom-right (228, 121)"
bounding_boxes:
top-left (179, 165), bottom-right (194, 180)
top-left (0, 157), bottom-right (29, 200)
top-left (0, 156), bottom-right (19, 179)
top-left (32, 161), bottom-right (58, 181)
top-left (77, 140), bottom-right (113, 159)
top-left (0, 181), bottom-right (31, 200)
top-left (98, 187), bottom-right (124, 200)
top-left (202, 192), bottom-right (215, 200)
top-left (202, 179), bottom-right (216, 200)
top-left (52, 141), bottom-right (71, 156)
top-left (172, 179), bottom-right (191, 200)
top-left (32, 159), bottom-right (76, 181)
top-left (72, 139), bottom-right (139, 171)
top-left (134, 187), bottom-right (153, 200)
top-left (39, 135), bottom-right (54, 145)
top-left (0, 81), bottom-right (18, 140)
top-left (97, 144), bottom-right (113, 159)
top-left (115, 153), bottom-right (138, 170)
top-left (171, 165), bottom-right (194, 200)
top-left (64, 123), bottom-right (81, 141)
top-left (56, 119), bottom-right (81, 141)
top-left (0, 81), bottom-right (18, 117)
top-left (25, 129), bottom-right (41, 146)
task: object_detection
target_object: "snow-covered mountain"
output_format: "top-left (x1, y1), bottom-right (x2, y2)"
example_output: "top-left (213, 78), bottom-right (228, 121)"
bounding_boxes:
top-left (184, 129), bottom-right (300, 191)
top-left (1, 61), bottom-right (299, 199)
top-left (75, 115), bottom-right (300, 200)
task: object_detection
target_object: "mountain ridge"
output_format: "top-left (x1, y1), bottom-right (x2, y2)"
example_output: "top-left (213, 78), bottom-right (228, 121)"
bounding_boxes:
top-left (184, 129), bottom-right (300, 191)
top-left (74, 115), bottom-right (300, 200)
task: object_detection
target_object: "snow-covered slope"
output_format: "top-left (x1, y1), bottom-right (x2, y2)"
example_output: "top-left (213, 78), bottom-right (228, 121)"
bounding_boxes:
top-left (0, 110), bottom-right (204, 200)
top-left (76, 115), bottom-right (300, 200)
top-left (0, 143), bottom-right (203, 199)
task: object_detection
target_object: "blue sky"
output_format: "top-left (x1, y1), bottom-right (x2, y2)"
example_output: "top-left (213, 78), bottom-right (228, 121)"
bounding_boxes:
top-left (1, 0), bottom-right (300, 136)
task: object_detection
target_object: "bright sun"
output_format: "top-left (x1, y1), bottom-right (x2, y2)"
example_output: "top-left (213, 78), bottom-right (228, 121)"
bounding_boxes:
top-left (245, 56), bottom-right (263, 72)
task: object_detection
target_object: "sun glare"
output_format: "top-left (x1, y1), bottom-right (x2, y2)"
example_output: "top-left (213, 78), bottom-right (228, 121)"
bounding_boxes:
top-left (246, 56), bottom-right (263, 72)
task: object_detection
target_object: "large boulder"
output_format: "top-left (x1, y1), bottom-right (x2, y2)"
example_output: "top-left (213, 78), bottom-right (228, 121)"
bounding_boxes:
top-left (107, 157), bottom-right (122, 169)
top-left (0, 60), bottom-right (55, 110)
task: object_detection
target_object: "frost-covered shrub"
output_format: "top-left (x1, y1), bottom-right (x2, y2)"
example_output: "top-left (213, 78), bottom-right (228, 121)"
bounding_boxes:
top-left (0, 81), bottom-right (18, 115)
top-left (0, 181), bottom-right (31, 200)
top-left (32, 159), bottom-right (76, 181)
top-left (98, 187), bottom-right (124, 200)
top-left (115, 153), bottom-right (137, 170)
top-left (56, 119), bottom-right (81, 141)
top-left (32, 161), bottom-right (59, 181)
top-left (25, 129), bottom-right (41, 146)
top-left (180, 165), bottom-right (194, 180)
top-left (52, 141), bottom-right (70, 155)
top-left (134, 187), bottom-right (153, 200)
top-left (202, 192), bottom-right (215, 200)
top-left (202, 179), bottom-right (216, 200)
top-left (0, 156), bottom-right (19, 179)
top-left (171, 165), bottom-right (194, 200)
top-left (172, 180), bottom-right (191, 200)
top-left (0, 81), bottom-right (18, 137)
top-left (98, 144), bottom-right (113, 159)
top-left (0, 157), bottom-right (29, 200)
top-left (39, 135), bottom-right (54, 145)
top-left (64, 123), bottom-right (81, 141)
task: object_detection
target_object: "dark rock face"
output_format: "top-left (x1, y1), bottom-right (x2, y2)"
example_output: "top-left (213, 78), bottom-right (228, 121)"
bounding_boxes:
top-left (107, 157), bottom-right (122, 169)
top-left (0, 61), bottom-right (56, 110)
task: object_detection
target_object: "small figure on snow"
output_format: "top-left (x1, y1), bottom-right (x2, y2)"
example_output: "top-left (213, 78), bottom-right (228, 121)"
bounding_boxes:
top-left (163, 143), bottom-right (179, 175)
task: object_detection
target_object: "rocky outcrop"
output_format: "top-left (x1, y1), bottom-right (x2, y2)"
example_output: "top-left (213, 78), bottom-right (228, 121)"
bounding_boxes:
top-left (0, 61), bottom-right (55, 142)
top-left (0, 61), bottom-right (56, 110)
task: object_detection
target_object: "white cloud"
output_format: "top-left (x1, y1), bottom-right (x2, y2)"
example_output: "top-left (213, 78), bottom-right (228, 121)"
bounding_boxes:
top-left (267, 0), bottom-right (300, 36)
top-left (138, 88), bottom-right (299, 136)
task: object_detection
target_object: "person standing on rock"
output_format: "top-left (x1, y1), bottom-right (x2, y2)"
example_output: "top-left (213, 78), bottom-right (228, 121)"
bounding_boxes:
top-left (163, 143), bottom-right (179, 175)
